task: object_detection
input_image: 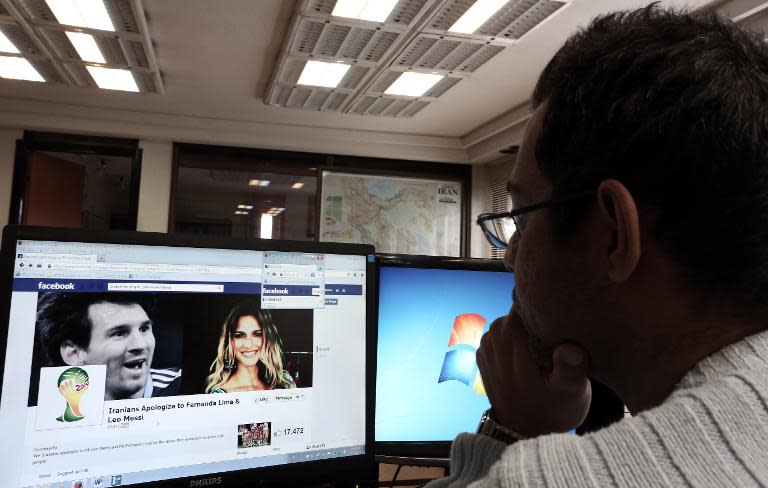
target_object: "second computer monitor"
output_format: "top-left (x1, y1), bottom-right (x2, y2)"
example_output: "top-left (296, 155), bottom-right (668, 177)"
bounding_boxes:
top-left (375, 254), bottom-right (514, 458)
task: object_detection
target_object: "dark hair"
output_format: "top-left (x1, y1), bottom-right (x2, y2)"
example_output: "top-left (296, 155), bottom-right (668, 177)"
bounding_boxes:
top-left (36, 292), bottom-right (155, 365)
top-left (532, 3), bottom-right (768, 311)
top-left (206, 299), bottom-right (294, 392)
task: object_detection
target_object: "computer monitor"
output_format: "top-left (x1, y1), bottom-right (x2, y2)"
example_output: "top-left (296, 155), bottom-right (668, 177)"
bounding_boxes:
top-left (374, 255), bottom-right (626, 460)
top-left (375, 254), bottom-right (514, 458)
top-left (0, 226), bottom-right (375, 487)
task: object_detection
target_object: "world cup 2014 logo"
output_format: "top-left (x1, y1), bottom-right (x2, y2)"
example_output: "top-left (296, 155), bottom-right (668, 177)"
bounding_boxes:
top-left (56, 367), bottom-right (89, 422)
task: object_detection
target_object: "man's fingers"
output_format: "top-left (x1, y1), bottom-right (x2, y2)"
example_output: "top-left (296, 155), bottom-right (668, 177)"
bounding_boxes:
top-left (550, 344), bottom-right (590, 392)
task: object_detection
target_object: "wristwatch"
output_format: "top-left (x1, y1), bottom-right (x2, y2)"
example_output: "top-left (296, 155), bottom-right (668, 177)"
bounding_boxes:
top-left (476, 409), bottom-right (527, 444)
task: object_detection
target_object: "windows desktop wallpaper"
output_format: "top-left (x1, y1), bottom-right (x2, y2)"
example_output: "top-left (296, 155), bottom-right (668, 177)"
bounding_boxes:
top-left (376, 266), bottom-right (515, 442)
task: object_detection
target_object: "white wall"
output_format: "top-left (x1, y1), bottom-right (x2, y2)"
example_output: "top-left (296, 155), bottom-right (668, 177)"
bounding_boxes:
top-left (137, 141), bottom-right (173, 232)
top-left (0, 129), bottom-right (22, 229)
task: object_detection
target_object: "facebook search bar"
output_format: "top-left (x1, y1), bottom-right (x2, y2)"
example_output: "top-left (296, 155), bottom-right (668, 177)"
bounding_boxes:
top-left (107, 283), bottom-right (224, 292)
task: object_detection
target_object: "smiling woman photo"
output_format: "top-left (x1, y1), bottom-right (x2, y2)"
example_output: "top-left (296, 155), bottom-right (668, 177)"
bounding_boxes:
top-left (205, 300), bottom-right (296, 393)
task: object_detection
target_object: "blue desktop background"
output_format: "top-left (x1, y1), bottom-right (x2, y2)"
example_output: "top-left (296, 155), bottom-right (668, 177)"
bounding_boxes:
top-left (375, 266), bottom-right (515, 442)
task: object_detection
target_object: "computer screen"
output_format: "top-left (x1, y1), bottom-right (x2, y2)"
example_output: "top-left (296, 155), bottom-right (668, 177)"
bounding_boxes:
top-left (375, 255), bottom-right (514, 458)
top-left (0, 226), bottom-right (375, 487)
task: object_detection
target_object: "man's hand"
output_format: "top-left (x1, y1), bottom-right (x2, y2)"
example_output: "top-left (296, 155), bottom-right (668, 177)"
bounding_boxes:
top-left (476, 307), bottom-right (591, 437)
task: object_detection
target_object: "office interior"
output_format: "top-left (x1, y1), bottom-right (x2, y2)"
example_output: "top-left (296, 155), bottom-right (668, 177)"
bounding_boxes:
top-left (0, 0), bottom-right (763, 486)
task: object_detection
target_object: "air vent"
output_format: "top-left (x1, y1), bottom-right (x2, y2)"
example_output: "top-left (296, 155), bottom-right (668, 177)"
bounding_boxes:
top-left (496, 1), bottom-right (566, 39)
top-left (62, 62), bottom-right (94, 86)
top-left (1, 24), bottom-right (42, 55)
top-left (132, 70), bottom-right (157, 93)
top-left (121, 39), bottom-right (150, 69)
top-left (16, 0), bottom-right (57, 22)
top-left (292, 19), bottom-right (401, 63)
top-left (96, 37), bottom-right (130, 66)
top-left (104, 0), bottom-right (139, 33)
top-left (422, 76), bottom-right (460, 97)
top-left (348, 95), bottom-right (430, 118)
top-left (29, 58), bottom-right (65, 83)
top-left (394, 34), bottom-right (504, 74)
top-left (39, 29), bottom-right (79, 60)
top-left (266, 83), bottom-right (347, 113)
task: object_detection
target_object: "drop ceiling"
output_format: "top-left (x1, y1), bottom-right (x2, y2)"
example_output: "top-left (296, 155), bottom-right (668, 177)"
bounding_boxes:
top-left (0, 0), bottom-right (718, 164)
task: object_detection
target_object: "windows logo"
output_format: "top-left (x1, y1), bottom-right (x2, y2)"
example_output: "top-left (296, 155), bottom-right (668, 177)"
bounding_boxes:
top-left (438, 313), bottom-right (486, 395)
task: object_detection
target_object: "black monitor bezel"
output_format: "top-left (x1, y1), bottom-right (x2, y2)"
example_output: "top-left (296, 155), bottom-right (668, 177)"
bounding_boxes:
top-left (374, 253), bottom-right (510, 459)
top-left (0, 225), bottom-right (377, 487)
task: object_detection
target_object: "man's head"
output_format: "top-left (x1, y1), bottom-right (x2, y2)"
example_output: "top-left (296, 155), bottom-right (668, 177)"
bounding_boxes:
top-left (505, 5), bottom-right (768, 376)
top-left (37, 293), bottom-right (156, 400)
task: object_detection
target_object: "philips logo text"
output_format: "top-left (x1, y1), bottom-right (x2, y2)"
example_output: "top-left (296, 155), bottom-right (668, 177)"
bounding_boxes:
top-left (189, 477), bottom-right (222, 487)
top-left (38, 282), bottom-right (75, 290)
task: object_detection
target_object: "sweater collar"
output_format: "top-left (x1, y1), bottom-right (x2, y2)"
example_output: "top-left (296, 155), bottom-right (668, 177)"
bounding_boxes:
top-left (677, 328), bottom-right (768, 390)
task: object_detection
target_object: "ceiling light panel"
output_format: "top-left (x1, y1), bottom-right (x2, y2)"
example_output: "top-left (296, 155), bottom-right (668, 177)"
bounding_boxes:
top-left (45, 0), bottom-right (115, 31)
top-left (279, 57), bottom-right (368, 88)
top-left (449, 0), bottom-right (509, 33)
top-left (0, 56), bottom-right (45, 81)
top-left (65, 31), bottom-right (105, 63)
top-left (268, 0), bottom-right (567, 117)
top-left (332, 0), bottom-right (399, 22)
top-left (384, 71), bottom-right (444, 96)
top-left (298, 60), bottom-right (351, 88)
top-left (3, 0), bottom-right (163, 93)
top-left (86, 65), bottom-right (138, 91)
top-left (372, 70), bottom-right (461, 98)
top-left (307, 0), bottom-right (429, 26)
top-left (426, 0), bottom-right (567, 42)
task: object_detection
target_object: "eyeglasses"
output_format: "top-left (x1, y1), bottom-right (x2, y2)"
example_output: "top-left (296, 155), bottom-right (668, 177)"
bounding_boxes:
top-left (476, 190), bottom-right (594, 249)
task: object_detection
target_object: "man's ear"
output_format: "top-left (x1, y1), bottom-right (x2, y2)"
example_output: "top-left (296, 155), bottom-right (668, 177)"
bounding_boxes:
top-left (60, 340), bottom-right (86, 366)
top-left (597, 179), bottom-right (642, 283)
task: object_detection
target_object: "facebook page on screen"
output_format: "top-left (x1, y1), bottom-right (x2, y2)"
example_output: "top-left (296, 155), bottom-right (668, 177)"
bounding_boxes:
top-left (0, 240), bottom-right (368, 487)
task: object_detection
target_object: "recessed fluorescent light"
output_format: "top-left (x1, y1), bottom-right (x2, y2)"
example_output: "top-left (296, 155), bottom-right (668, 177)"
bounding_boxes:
top-left (259, 180), bottom-right (270, 187)
top-left (234, 210), bottom-right (249, 215)
top-left (384, 72), bottom-right (443, 97)
top-left (66, 31), bottom-right (105, 63)
top-left (332, 0), bottom-right (398, 22)
top-left (291, 182), bottom-right (304, 189)
top-left (0, 56), bottom-right (44, 82)
top-left (248, 179), bottom-right (261, 186)
top-left (297, 60), bottom-right (350, 88)
top-left (46, 0), bottom-right (115, 31)
top-left (0, 31), bottom-right (20, 54)
top-left (237, 204), bottom-right (254, 210)
top-left (449, 0), bottom-right (508, 34)
top-left (86, 65), bottom-right (139, 92)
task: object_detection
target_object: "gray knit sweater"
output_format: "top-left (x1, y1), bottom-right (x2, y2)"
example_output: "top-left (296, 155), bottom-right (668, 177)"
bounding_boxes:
top-left (427, 329), bottom-right (768, 487)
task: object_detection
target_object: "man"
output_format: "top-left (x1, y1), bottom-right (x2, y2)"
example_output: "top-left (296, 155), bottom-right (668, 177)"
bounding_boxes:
top-left (37, 293), bottom-right (181, 400)
top-left (431, 4), bottom-right (768, 486)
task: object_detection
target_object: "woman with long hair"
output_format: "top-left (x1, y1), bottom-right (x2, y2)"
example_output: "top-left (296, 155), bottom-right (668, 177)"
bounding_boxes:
top-left (205, 300), bottom-right (296, 393)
